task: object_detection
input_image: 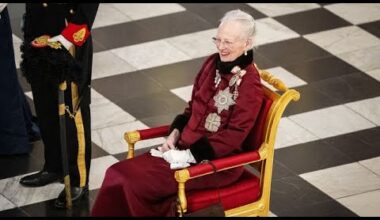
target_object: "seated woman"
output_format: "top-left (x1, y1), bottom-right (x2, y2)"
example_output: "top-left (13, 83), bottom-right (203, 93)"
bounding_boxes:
top-left (91, 9), bottom-right (264, 217)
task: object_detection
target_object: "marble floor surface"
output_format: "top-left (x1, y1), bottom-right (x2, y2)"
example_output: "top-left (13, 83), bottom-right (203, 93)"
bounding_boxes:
top-left (1, 3), bottom-right (380, 217)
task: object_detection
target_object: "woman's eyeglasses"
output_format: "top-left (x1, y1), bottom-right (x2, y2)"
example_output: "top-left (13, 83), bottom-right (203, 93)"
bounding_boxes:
top-left (212, 37), bottom-right (236, 48)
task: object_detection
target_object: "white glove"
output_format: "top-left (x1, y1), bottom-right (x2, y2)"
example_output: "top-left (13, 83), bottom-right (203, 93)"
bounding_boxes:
top-left (48, 34), bottom-right (73, 51)
top-left (158, 129), bottom-right (180, 153)
top-left (162, 149), bottom-right (196, 164)
top-left (0, 3), bottom-right (7, 13)
top-left (170, 162), bottom-right (190, 170)
top-left (150, 148), bottom-right (163, 158)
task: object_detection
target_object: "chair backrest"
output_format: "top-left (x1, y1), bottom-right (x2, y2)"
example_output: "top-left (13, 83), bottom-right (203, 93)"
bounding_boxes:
top-left (242, 95), bottom-right (273, 152)
top-left (243, 64), bottom-right (300, 153)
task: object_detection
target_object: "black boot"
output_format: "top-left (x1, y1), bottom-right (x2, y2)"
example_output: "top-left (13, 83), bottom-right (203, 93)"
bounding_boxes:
top-left (20, 170), bottom-right (62, 187)
top-left (54, 186), bottom-right (89, 209)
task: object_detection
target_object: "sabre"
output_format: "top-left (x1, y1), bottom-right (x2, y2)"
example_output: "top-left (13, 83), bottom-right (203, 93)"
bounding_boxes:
top-left (58, 80), bottom-right (72, 209)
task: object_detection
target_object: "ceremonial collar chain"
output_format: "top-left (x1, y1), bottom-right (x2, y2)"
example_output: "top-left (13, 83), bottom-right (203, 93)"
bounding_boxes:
top-left (205, 65), bottom-right (247, 132)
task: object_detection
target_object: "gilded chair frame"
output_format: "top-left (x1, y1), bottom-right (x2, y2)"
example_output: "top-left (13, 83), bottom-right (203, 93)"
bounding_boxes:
top-left (124, 64), bottom-right (300, 217)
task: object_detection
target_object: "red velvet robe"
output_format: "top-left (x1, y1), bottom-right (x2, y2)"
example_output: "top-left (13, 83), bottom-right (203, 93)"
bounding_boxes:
top-left (91, 53), bottom-right (264, 217)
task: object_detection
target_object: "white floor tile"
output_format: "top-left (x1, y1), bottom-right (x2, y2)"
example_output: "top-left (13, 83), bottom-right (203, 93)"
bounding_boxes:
top-left (263, 67), bottom-right (307, 89)
top-left (255, 18), bottom-right (300, 46)
top-left (92, 3), bottom-right (132, 29)
top-left (324, 3), bottom-right (380, 25)
top-left (300, 162), bottom-right (380, 199)
top-left (12, 34), bottom-right (22, 69)
top-left (111, 40), bottom-right (190, 71)
top-left (92, 50), bottom-right (136, 80)
top-left (304, 26), bottom-right (380, 55)
top-left (337, 45), bottom-right (380, 72)
top-left (112, 3), bottom-right (185, 21)
top-left (359, 156), bottom-right (380, 176)
top-left (167, 29), bottom-right (218, 59)
top-left (0, 174), bottom-right (62, 208)
top-left (289, 105), bottom-right (376, 139)
top-left (337, 190), bottom-right (380, 216)
top-left (275, 117), bottom-right (319, 149)
top-left (91, 88), bottom-right (110, 106)
top-left (170, 85), bottom-right (193, 102)
top-left (0, 194), bottom-right (16, 212)
top-left (89, 155), bottom-right (119, 190)
top-left (91, 120), bottom-right (165, 155)
top-left (90, 89), bottom-right (136, 129)
top-left (247, 3), bottom-right (320, 17)
top-left (346, 97), bottom-right (380, 126)
top-left (24, 91), bottom-right (33, 100)
top-left (365, 68), bottom-right (380, 82)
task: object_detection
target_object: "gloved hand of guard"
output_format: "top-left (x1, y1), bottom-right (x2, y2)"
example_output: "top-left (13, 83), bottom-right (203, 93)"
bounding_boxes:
top-left (48, 34), bottom-right (73, 51)
top-left (162, 149), bottom-right (196, 164)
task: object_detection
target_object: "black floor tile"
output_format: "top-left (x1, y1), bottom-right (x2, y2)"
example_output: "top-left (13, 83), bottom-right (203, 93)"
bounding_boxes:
top-left (0, 207), bottom-right (29, 217)
top-left (258, 37), bottom-right (332, 67)
top-left (89, 188), bottom-right (99, 212)
top-left (274, 8), bottom-right (351, 35)
top-left (283, 84), bottom-right (338, 116)
top-left (92, 38), bottom-right (108, 53)
top-left (112, 152), bottom-right (127, 163)
top-left (272, 159), bottom-right (296, 180)
top-left (91, 142), bottom-right (109, 159)
top-left (283, 55), bottom-right (361, 83)
top-left (255, 51), bottom-right (277, 70)
top-left (182, 3), bottom-right (267, 27)
top-left (359, 20), bottom-right (380, 38)
top-left (323, 127), bottom-right (380, 162)
top-left (270, 175), bottom-right (357, 217)
top-left (92, 21), bottom-right (157, 52)
top-left (116, 91), bottom-right (187, 119)
top-left (140, 112), bottom-right (179, 128)
top-left (0, 147), bottom-right (44, 179)
top-left (312, 72), bottom-right (380, 104)
top-left (274, 199), bottom-right (358, 217)
top-left (142, 57), bottom-right (205, 90)
top-left (92, 70), bottom-right (166, 104)
top-left (20, 198), bottom-right (91, 217)
top-left (275, 140), bottom-right (352, 175)
top-left (356, 127), bottom-right (380, 148)
top-left (136, 11), bottom-right (213, 39)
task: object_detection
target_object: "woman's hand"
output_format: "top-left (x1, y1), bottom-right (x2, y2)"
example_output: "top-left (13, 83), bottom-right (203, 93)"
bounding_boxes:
top-left (158, 128), bottom-right (180, 153)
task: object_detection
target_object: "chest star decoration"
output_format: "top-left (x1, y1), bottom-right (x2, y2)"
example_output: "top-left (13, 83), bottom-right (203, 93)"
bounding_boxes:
top-left (214, 87), bottom-right (236, 114)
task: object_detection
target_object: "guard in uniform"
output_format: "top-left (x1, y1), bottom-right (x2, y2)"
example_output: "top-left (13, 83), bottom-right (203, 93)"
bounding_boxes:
top-left (19, 3), bottom-right (99, 208)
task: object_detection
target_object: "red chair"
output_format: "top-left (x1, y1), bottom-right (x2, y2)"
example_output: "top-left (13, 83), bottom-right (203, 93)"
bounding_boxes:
top-left (124, 64), bottom-right (300, 216)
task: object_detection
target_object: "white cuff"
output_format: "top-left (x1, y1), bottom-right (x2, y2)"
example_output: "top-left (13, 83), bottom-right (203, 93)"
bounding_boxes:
top-left (48, 35), bottom-right (73, 51)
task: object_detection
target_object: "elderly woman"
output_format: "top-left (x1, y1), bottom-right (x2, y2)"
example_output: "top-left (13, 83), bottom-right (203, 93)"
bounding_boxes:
top-left (91, 9), bottom-right (264, 217)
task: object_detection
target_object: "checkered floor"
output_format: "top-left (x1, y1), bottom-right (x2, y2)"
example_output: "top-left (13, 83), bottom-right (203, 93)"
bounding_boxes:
top-left (1, 3), bottom-right (380, 217)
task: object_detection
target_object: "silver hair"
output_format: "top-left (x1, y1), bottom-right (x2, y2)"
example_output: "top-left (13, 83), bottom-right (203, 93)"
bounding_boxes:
top-left (219, 9), bottom-right (256, 45)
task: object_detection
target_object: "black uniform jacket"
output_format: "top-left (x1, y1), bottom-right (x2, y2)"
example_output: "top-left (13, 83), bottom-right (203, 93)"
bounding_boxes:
top-left (21, 3), bottom-right (99, 105)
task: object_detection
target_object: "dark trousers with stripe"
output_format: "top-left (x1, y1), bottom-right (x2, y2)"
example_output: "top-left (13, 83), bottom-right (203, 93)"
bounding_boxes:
top-left (30, 80), bottom-right (91, 187)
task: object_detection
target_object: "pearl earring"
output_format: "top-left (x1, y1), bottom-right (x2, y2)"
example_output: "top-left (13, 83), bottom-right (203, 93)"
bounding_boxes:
top-left (244, 50), bottom-right (247, 56)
